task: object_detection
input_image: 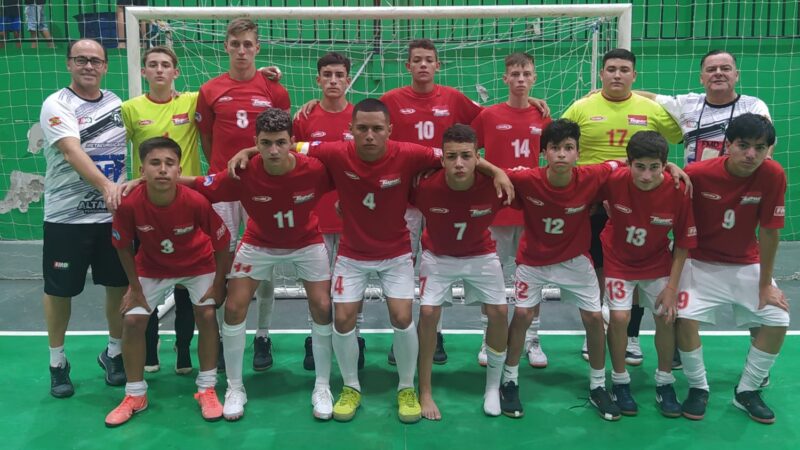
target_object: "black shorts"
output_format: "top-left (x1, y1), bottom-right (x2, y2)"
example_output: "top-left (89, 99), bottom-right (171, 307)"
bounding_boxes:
top-left (589, 207), bottom-right (608, 269)
top-left (117, 0), bottom-right (148, 7)
top-left (43, 222), bottom-right (128, 297)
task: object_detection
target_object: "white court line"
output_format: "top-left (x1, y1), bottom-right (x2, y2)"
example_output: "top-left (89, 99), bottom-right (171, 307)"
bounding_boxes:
top-left (1, 330), bottom-right (799, 337)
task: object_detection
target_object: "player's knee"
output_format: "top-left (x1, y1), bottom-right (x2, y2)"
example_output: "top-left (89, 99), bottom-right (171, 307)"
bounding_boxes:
top-left (123, 314), bottom-right (148, 334)
top-left (485, 304), bottom-right (509, 322)
top-left (193, 306), bottom-right (216, 325)
top-left (389, 312), bottom-right (412, 329)
top-left (513, 305), bottom-right (535, 324)
top-left (609, 309), bottom-right (630, 326)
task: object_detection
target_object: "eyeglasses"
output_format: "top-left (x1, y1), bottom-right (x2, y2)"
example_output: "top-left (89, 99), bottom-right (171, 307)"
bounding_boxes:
top-left (69, 56), bottom-right (107, 67)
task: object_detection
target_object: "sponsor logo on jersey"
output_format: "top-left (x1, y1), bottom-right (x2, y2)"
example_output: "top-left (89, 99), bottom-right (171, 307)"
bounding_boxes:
top-left (343, 132), bottom-right (354, 141)
top-left (740, 193), bottom-right (762, 205)
top-left (252, 98), bottom-right (273, 108)
top-left (379, 175), bottom-right (401, 189)
top-left (293, 190), bottom-right (316, 204)
top-left (218, 96), bottom-right (233, 103)
top-left (77, 191), bottom-right (106, 214)
top-left (137, 119), bottom-right (153, 126)
top-left (687, 226), bottom-right (697, 237)
top-left (172, 113), bottom-right (190, 125)
top-left (344, 171), bottom-right (360, 180)
top-left (310, 141), bottom-right (322, 147)
top-left (432, 147), bottom-right (443, 158)
top-left (136, 225), bottom-right (154, 232)
top-left (564, 204), bottom-right (586, 215)
top-left (174, 225), bottom-right (194, 235)
top-left (529, 126), bottom-right (542, 135)
top-left (470, 205), bottom-right (493, 217)
top-left (216, 224), bottom-right (227, 240)
top-left (310, 131), bottom-right (326, 138)
top-left (203, 175), bottom-right (215, 186)
top-left (700, 191), bottom-right (721, 200)
top-left (112, 229), bottom-right (121, 240)
top-left (400, 108), bottom-right (416, 115)
top-left (52, 261), bottom-right (70, 270)
top-left (48, 116), bottom-right (62, 127)
top-left (112, 111), bottom-right (123, 128)
top-left (614, 204), bottom-right (632, 214)
top-left (91, 154), bottom-right (125, 183)
top-left (195, 112), bottom-right (203, 122)
top-left (78, 117), bottom-right (93, 125)
top-left (589, 116), bottom-right (605, 121)
top-left (429, 207), bottom-right (449, 214)
top-left (650, 215), bottom-right (674, 226)
top-left (495, 124), bottom-right (512, 131)
top-left (252, 196), bottom-right (272, 202)
top-left (432, 107), bottom-right (450, 117)
top-left (628, 114), bottom-right (648, 126)
top-left (526, 197), bottom-right (544, 206)
top-left (775, 206), bottom-right (785, 217)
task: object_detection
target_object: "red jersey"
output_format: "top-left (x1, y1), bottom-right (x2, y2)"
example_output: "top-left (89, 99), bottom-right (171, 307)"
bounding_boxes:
top-left (380, 85), bottom-right (482, 145)
top-left (684, 157), bottom-right (785, 264)
top-left (302, 140), bottom-right (441, 260)
top-left (112, 184), bottom-right (230, 279)
top-left (196, 73), bottom-right (291, 173)
top-left (411, 171), bottom-right (501, 257)
top-left (194, 153), bottom-right (332, 250)
top-left (471, 102), bottom-right (551, 226)
top-left (599, 170), bottom-right (697, 280)
top-left (292, 103), bottom-right (354, 234)
top-left (510, 162), bottom-right (619, 266)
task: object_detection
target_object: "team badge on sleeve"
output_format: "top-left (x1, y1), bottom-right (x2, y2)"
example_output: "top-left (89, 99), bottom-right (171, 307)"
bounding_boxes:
top-left (48, 116), bottom-right (62, 127)
top-left (203, 175), bottom-right (215, 186)
top-left (112, 229), bottom-right (121, 240)
top-left (775, 206), bottom-right (785, 217)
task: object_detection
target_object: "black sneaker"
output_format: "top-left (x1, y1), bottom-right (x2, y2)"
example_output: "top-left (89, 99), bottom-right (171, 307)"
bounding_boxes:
top-left (655, 384), bottom-right (682, 418)
top-left (611, 383), bottom-right (638, 416)
top-left (433, 332), bottom-right (448, 365)
top-left (681, 387), bottom-right (709, 420)
top-left (303, 336), bottom-right (315, 371)
top-left (253, 336), bottom-right (273, 371)
top-left (217, 339), bottom-right (226, 373)
top-left (733, 386), bottom-right (775, 424)
top-left (50, 362), bottom-right (74, 398)
top-left (175, 345), bottom-right (192, 375)
top-left (357, 337), bottom-right (366, 370)
top-left (97, 348), bottom-right (126, 386)
top-left (500, 381), bottom-right (524, 418)
top-left (672, 350), bottom-right (683, 370)
top-left (387, 345), bottom-right (396, 366)
top-left (589, 387), bottom-right (621, 421)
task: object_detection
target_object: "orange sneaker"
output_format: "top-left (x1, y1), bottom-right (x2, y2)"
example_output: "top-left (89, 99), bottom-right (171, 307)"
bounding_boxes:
top-left (105, 394), bottom-right (148, 427)
top-left (194, 388), bottom-right (223, 421)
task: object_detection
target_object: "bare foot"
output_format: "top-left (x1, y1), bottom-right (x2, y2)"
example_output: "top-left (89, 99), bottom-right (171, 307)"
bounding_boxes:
top-left (420, 392), bottom-right (442, 421)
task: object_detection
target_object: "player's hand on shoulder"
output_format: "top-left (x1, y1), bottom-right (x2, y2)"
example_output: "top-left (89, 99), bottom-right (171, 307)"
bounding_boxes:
top-left (120, 287), bottom-right (151, 314)
top-left (758, 285), bottom-right (789, 312)
top-left (493, 171), bottom-right (515, 205)
top-left (294, 99), bottom-right (320, 121)
top-left (259, 66), bottom-right (282, 81)
top-left (527, 97), bottom-right (551, 118)
top-left (121, 177), bottom-right (144, 197)
top-left (227, 146), bottom-right (258, 179)
top-left (103, 182), bottom-right (124, 214)
top-left (665, 162), bottom-right (693, 196)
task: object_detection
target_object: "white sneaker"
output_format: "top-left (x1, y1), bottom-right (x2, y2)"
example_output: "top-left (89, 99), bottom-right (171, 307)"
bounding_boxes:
top-left (477, 341), bottom-right (488, 367)
top-left (483, 388), bottom-right (501, 417)
top-left (311, 386), bottom-right (334, 420)
top-left (526, 338), bottom-right (548, 368)
top-left (625, 337), bottom-right (643, 366)
top-left (581, 337), bottom-right (589, 362)
top-left (223, 386), bottom-right (248, 421)
top-left (144, 338), bottom-right (161, 373)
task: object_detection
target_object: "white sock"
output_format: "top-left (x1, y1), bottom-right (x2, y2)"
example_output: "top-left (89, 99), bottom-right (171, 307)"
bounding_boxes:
top-left (679, 346), bottom-right (709, 391)
top-left (49, 346), bottom-right (66, 368)
top-left (737, 345), bottom-right (777, 393)
top-left (356, 313), bottom-right (364, 337)
top-left (311, 321), bottom-right (333, 389)
top-left (332, 326), bottom-right (360, 392)
top-left (436, 312), bottom-right (443, 333)
top-left (196, 368), bottom-right (217, 391)
top-left (486, 347), bottom-right (506, 391)
top-left (256, 280), bottom-right (274, 335)
top-left (525, 316), bottom-right (540, 343)
top-left (125, 380), bottom-right (147, 397)
top-left (480, 313), bottom-right (489, 338)
top-left (392, 322), bottom-right (419, 391)
top-left (502, 364), bottom-right (519, 385)
top-left (654, 369), bottom-right (675, 386)
top-left (107, 336), bottom-right (122, 358)
top-left (590, 368), bottom-right (606, 390)
top-left (611, 370), bottom-right (631, 385)
top-left (222, 320), bottom-right (246, 390)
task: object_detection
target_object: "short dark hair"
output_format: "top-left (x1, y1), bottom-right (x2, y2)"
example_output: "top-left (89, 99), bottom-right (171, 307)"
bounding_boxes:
top-left (255, 108), bottom-right (292, 136)
top-left (725, 113), bottom-right (776, 146)
top-left (139, 136), bottom-right (181, 162)
top-left (700, 50), bottom-right (737, 69)
top-left (317, 52), bottom-right (351, 74)
top-left (626, 131), bottom-right (668, 164)
top-left (67, 39), bottom-right (107, 63)
top-left (407, 39), bottom-right (438, 61)
top-left (541, 119), bottom-right (581, 151)
top-left (352, 98), bottom-right (390, 122)
top-left (505, 52), bottom-right (534, 69)
top-left (442, 124), bottom-right (477, 147)
top-left (143, 46), bottom-right (178, 67)
top-left (602, 48), bottom-right (636, 68)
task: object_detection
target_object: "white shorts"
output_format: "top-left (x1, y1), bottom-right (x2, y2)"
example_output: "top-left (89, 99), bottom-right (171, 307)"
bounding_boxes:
top-left (418, 251), bottom-right (507, 307)
top-left (405, 207), bottom-right (424, 259)
top-left (604, 276), bottom-right (669, 315)
top-left (677, 259), bottom-right (790, 327)
top-left (514, 255), bottom-right (600, 312)
top-left (490, 225), bottom-right (523, 281)
top-left (127, 272), bottom-right (216, 316)
top-left (229, 242), bottom-right (330, 282)
top-left (332, 253), bottom-right (414, 302)
top-left (323, 233), bottom-right (340, 268)
top-left (213, 201), bottom-right (248, 251)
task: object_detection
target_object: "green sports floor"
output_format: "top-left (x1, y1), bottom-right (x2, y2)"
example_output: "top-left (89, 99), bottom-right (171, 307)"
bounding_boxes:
top-left (3, 333), bottom-right (798, 450)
